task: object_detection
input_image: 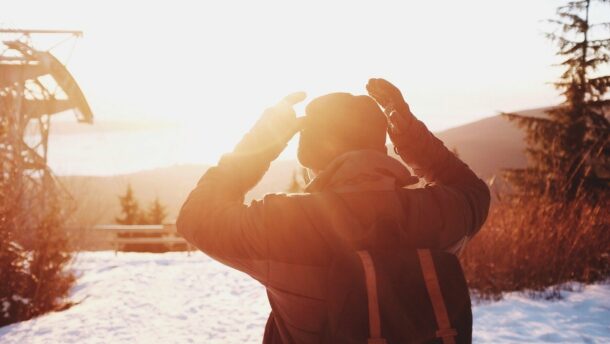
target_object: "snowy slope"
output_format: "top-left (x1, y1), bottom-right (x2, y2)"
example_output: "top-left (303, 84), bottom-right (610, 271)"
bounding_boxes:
top-left (1, 252), bottom-right (608, 344)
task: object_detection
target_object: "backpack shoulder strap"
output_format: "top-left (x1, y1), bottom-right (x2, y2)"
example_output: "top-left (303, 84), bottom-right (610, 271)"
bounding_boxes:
top-left (316, 192), bottom-right (458, 344)
top-left (356, 250), bottom-right (387, 344)
top-left (417, 249), bottom-right (458, 344)
top-left (313, 192), bottom-right (389, 343)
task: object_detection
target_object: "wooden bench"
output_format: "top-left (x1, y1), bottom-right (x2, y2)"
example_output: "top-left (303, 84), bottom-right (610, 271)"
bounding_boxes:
top-left (94, 224), bottom-right (193, 254)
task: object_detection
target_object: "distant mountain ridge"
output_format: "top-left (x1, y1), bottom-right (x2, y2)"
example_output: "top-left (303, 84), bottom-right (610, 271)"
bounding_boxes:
top-left (432, 107), bottom-right (547, 179)
top-left (61, 161), bottom-right (297, 227)
top-left (62, 108), bottom-right (544, 226)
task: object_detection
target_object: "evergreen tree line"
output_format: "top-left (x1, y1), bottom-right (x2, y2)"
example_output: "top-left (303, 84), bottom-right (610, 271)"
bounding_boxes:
top-left (115, 184), bottom-right (168, 225)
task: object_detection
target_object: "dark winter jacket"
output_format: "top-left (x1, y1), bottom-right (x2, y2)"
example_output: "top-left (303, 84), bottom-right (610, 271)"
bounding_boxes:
top-left (177, 117), bottom-right (490, 343)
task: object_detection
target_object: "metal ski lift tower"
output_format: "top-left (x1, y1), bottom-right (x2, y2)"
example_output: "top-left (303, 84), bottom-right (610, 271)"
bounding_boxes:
top-left (0, 29), bottom-right (93, 207)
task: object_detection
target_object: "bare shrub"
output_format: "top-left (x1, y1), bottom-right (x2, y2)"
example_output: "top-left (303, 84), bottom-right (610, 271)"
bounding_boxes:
top-left (0, 171), bottom-right (75, 326)
top-left (461, 195), bottom-right (609, 299)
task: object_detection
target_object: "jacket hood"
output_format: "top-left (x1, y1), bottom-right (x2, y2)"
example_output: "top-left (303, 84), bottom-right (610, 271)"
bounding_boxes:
top-left (305, 150), bottom-right (418, 193)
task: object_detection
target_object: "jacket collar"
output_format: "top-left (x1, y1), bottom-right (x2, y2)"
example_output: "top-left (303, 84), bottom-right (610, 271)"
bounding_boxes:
top-left (305, 150), bottom-right (418, 193)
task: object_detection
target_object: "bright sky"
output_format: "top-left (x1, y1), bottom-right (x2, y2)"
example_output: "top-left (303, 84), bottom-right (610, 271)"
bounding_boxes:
top-left (3, 0), bottom-right (609, 172)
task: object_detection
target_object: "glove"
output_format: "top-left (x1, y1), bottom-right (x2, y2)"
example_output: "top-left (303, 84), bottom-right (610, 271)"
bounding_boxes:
top-left (366, 78), bottom-right (414, 135)
top-left (233, 92), bottom-right (307, 160)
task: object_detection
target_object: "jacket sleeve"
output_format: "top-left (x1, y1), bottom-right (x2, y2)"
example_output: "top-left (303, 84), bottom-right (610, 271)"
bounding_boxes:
top-left (392, 117), bottom-right (491, 252)
top-left (176, 129), bottom-right (279, 282)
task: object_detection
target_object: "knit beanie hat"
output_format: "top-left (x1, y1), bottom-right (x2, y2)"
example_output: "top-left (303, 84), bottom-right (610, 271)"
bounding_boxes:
top-left (298, 92), bottom-right (388, 170)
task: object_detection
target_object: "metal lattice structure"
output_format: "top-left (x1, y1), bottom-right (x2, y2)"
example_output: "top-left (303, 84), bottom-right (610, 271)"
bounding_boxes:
top-left (0, 30), bottom-right (92, 205)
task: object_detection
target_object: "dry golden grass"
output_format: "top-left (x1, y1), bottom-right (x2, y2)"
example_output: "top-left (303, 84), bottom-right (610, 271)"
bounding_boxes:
top-left (460, 195), bottom-right (609, 299)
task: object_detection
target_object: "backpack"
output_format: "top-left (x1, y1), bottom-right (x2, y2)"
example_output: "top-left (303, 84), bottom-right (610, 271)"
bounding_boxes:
top-left (320, 193), bottom-right (472, 344)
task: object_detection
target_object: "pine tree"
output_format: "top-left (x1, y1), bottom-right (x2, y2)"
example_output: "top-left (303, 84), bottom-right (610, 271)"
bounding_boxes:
top-left (286, 170), bottom-right (303, 193)
top-left (146, 197), bottom-right (168, 225)
top-left (286, 167), bottom-right (311, 193)
top-left (0, 167), bottom-right (74, 326)
top-left (115, 184), bottom-right (142, 225)
top-left (503, 0), bottom-right (609, 202)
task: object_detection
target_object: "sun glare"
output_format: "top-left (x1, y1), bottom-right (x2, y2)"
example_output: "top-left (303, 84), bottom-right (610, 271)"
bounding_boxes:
top-left (4, 0), bottom-right (608, 174)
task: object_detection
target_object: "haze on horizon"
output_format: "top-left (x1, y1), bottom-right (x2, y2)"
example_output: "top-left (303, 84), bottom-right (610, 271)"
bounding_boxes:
top-left (4, 0), bottom-right (609, 174)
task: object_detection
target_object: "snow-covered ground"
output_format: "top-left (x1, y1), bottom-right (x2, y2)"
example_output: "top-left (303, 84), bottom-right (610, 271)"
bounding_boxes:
top-left (1, 252), bottom-right (608, 343)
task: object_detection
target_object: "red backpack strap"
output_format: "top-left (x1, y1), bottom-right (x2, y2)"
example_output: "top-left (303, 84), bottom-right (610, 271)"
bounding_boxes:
top-left (418, 249), bottom-right (458, 344)
top-left (356, 250), bottom-right (388, 344)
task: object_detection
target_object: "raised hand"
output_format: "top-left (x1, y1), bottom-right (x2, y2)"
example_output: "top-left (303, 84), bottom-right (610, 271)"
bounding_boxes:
top-left (366, 78), bottom-right (414, 134)
top-left (239, 92), bottom-right (307, 159)
top-left (261, 91), bottom-right (307, 144)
